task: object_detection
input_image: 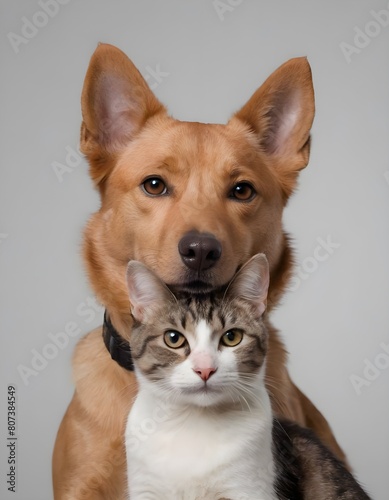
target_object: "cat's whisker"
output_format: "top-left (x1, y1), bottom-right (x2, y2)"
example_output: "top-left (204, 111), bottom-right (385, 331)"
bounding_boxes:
top-left (264, 374), bottom-right (286, 390)
top-left (230, 381), bottom-right (258, 409)
top-left (223, 382), bottom-right (247, 411)
top-left (264, 374), bottom-right (296, 410)
top-left (225, 386), bottom-right (239, 406)
top-left (262, 381), bottom-right (291, 417)
top-left (238, 392), bottom-right (252, 412)
top-left (233, 380), bottom-right (269, 414)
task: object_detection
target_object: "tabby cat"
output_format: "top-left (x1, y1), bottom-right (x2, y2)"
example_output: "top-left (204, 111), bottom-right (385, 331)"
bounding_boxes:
top-left (125, 254), bottom-right (371, 500)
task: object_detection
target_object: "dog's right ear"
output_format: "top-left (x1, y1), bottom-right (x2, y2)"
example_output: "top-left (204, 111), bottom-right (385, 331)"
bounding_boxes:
top-left (80, 43), bottom-right (166, 189)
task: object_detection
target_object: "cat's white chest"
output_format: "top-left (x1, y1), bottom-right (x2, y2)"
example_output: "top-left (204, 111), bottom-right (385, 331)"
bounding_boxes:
top-left (125, 390), bottom-right (276, 500)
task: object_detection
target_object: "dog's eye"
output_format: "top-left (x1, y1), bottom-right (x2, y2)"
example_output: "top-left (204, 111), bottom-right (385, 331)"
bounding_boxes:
top-left (230, 182), bottom-right (256, 201)
top-left (220, 329), bottom-right (243, 347)
top-left (142, 177), bottom-right (167, 196)
top-left (164, 330), bottom-right (186, 349)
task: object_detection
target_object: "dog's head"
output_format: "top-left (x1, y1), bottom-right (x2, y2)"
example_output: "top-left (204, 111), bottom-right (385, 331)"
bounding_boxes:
top-left (80, 44), bottom-right (314, 316)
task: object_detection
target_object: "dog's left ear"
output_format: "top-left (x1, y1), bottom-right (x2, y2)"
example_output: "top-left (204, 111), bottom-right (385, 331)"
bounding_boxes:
top-left (232, 57), bottom-right (315, 198)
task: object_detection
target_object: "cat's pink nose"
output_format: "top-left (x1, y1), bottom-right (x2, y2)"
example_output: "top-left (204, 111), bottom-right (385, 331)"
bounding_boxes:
top-left (193, 367), bottom-right (217, 382)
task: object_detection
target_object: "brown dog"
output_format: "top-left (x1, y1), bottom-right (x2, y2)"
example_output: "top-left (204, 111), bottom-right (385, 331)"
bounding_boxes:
top-left (52, 44), bottom-right (346, 499)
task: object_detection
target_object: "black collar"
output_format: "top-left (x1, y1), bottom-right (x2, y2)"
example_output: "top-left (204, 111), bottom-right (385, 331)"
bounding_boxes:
top-left (102, 311), bottom-right (134, 371)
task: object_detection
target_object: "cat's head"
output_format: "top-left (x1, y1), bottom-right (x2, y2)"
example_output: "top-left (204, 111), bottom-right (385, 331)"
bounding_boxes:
top-left (126, 253), bottom-right (269, 408)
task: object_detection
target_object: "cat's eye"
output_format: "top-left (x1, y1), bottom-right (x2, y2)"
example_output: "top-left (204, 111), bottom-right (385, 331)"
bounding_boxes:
top-left (164, 330), bottom-right (186, 349)
top-left (221, 329), bottom-right (243, 347)
top-left (141, 177), bottom-right (168, 196)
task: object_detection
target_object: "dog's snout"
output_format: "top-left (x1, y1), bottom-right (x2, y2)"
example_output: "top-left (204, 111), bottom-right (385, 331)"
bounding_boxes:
top-left (178, 231), bottom-right (222, 272)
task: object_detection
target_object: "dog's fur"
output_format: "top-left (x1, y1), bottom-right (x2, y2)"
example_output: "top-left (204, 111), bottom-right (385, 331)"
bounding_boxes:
top-left (52, 44), bottom-right (346, 499)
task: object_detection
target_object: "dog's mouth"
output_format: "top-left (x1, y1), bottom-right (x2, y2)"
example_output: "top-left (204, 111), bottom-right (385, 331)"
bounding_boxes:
top-left (166, 268), bottom-right (218, 294)
top-left (169, 280), bottom-right (215, 294)
top-left (168, 266), bottom-right (242, 294)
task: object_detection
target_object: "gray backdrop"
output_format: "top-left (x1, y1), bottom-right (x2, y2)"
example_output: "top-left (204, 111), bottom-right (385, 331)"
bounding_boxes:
top-left (1, 1), bottom-right (388, 499)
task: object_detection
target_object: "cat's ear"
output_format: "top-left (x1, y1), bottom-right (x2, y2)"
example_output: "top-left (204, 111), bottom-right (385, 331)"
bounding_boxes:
top-left (225, 253), bottom-right (269, 317)
top-left (126, 261), bottom-right (175, 323)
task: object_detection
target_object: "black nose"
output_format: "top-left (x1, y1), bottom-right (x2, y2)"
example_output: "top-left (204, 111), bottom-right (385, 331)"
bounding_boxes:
top-left (178, 231), bottom-right (222, 272)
